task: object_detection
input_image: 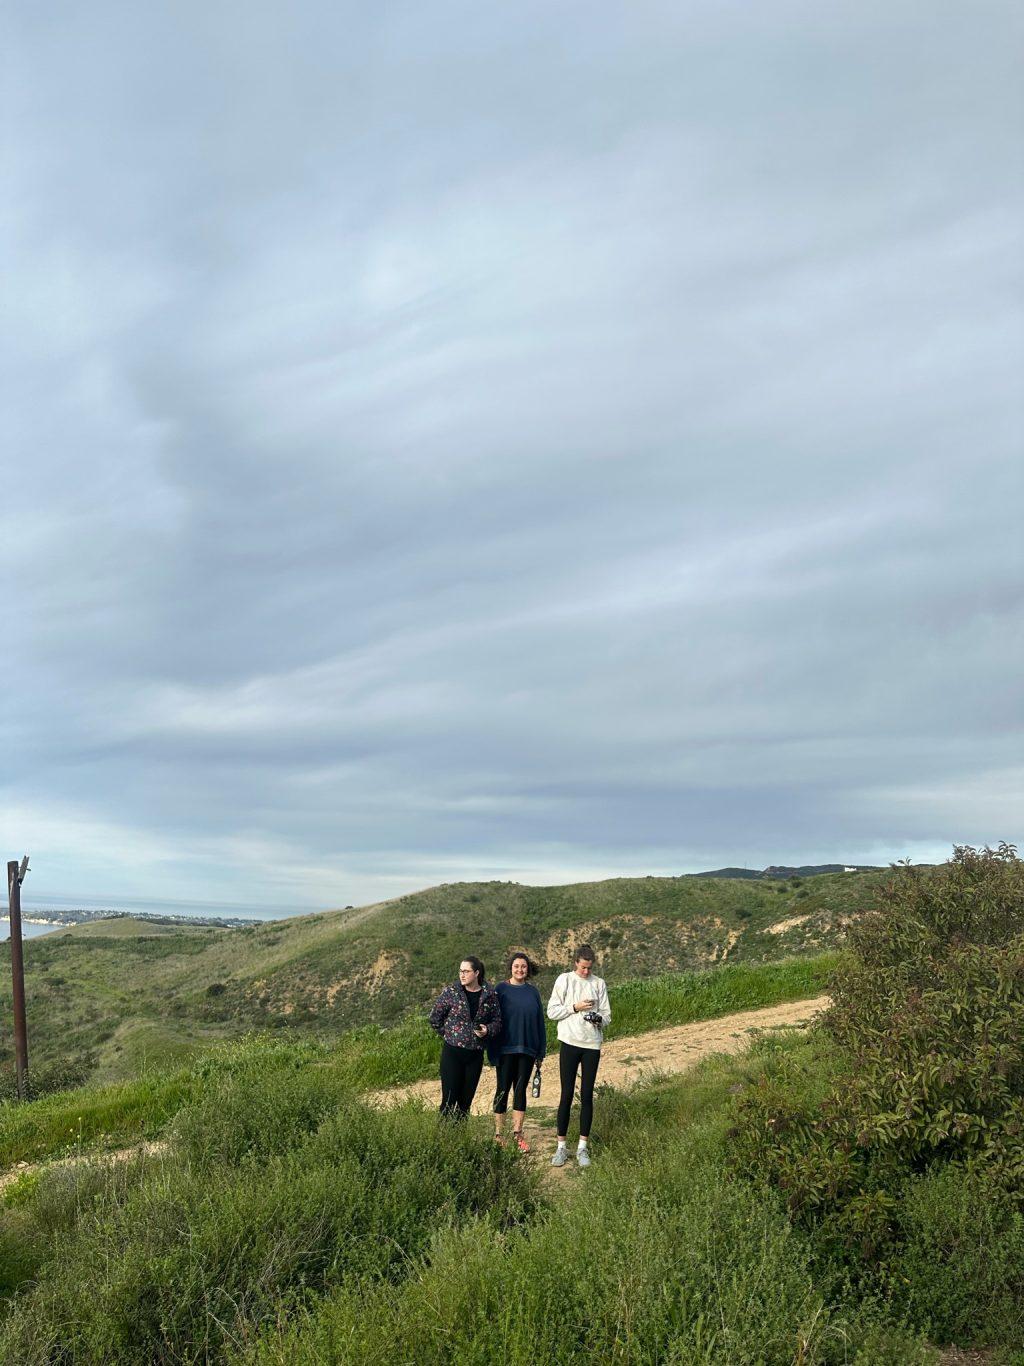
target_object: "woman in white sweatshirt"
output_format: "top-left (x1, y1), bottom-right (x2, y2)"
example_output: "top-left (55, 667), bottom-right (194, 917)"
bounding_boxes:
top-left (545, 943), bottom-right (611, 1167)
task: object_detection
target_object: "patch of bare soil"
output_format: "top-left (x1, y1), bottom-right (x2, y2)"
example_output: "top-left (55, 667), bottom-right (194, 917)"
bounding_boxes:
top-left (368, 996), bottom-right (831, 1117)
top-left (0, 1140), bottom-right (167, 1197)
top-left (766, 913), bottom-right (814, 935)
top-left (543, 915), bottom-right (746, 972)
top-left (935, 1351), bottom-right (996, 1365)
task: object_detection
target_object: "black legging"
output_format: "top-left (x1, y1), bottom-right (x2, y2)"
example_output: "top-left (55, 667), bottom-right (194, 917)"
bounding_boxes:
top-left (557, 1043), bottom-right (601, 1138)
top-left (439, 1042), bottom-right (484, 1118)
top-left (493, 1053), bottom-right (536, 1114)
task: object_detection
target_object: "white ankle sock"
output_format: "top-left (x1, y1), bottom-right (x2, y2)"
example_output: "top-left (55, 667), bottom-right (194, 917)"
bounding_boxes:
top-left (556, 1140), bottom-right (566, 1150)
top-left (577, 1138), bottom-right (588, 1150)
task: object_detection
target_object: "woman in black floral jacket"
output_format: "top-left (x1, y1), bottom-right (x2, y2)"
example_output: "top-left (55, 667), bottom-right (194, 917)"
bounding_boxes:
top-left (428, 956), bottom-right (502, 1118)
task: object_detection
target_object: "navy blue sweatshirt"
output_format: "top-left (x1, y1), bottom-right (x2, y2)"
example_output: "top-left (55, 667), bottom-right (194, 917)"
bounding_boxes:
top-left (487, 981), bottom-right (547, 1064)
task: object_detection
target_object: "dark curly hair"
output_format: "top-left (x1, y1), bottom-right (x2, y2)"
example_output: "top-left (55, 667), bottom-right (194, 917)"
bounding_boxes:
top-left (506, 950), bottom-right (539, 979)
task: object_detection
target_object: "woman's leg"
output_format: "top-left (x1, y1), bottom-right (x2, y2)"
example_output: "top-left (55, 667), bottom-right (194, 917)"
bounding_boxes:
top-left (439, 1043), bottom-right (463, 1117)
top-left (493, 1053), bottom-right (515, 1134)
top-left (577, 1047), bottom-right (601, 1138)
top-left (510, 1054), bottom-right (534, 1143)
top-left (458, 1049), bottom-right (485, 1116)
top-left (510, 1054), bottom-right (533, 1126)
top-left (557, 1043), bottom-right (583, 1139)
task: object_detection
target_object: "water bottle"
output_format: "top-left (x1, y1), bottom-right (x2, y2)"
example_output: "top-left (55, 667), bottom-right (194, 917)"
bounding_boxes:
top-left (531, 1066), bottom-right (542, 1099)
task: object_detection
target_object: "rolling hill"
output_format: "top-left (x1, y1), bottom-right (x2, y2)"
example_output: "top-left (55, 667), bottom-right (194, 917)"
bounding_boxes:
top-left (0, 868), bottom-right (886, 1089)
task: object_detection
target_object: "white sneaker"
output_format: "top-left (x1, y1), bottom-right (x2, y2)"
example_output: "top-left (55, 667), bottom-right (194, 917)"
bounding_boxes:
top-left (551, 1146), bottom-right (568, 1167)
top-left (576, 1146), bottom-right (591, 1168)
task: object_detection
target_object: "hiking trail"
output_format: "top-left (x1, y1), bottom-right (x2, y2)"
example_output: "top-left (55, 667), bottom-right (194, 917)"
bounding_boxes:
top-left (370, 994), bottom-right (831, 1116)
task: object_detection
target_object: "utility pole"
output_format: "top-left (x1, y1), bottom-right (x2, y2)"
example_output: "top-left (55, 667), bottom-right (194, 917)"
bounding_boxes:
top-left (7, 857), bottom-right (30, 1100)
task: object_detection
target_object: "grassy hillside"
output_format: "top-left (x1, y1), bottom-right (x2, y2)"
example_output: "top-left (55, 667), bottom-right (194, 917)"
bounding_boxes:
top-left (0, 869), bottom-right (881, 1089)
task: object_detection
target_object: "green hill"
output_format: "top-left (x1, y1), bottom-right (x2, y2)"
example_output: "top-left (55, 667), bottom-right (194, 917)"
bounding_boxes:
top-left (0, 869), bottom-right (883, 1089)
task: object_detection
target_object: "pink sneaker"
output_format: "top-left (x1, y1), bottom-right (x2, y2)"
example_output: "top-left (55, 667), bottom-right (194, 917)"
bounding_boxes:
top-left (513, 1132), bottom-right (530, 1153)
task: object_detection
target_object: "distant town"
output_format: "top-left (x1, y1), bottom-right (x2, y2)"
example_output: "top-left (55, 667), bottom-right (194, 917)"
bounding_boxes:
top-left (13, 907), bottom-right (260, 930)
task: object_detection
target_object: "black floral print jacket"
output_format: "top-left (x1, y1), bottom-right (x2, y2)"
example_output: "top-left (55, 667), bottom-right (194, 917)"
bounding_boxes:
top-left (428, 982), bottom-right (502, 1050)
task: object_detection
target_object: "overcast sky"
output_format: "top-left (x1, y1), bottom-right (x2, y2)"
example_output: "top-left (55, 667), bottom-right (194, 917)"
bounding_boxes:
top-left (3, 1), bottom-right (1022, 912)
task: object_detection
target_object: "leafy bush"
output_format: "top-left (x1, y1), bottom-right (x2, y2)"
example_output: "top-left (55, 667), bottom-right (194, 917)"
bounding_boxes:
top-left (735, 845), bottom-right (1024, 1213)
top-left (828, 843), bottom-right (1024, 1183)
top-left (730, 844), bottom-right (1024, 1348)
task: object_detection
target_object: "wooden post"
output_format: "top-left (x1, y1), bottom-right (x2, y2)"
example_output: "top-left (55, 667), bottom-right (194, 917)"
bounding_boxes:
top-left (7, 859), bottom-right (29, 1100)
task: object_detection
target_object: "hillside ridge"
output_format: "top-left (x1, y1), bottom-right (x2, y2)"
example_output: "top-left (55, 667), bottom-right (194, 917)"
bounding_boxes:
top-left (1, 868), bottom-right (884, 1090)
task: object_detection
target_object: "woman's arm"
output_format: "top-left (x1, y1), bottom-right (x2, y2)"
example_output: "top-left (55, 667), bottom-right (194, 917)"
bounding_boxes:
top-left (596, 978), bottom-right (611, 1027)
top-left (483, 989), bottom-right (503, 1038)
top-left (532, 987), bottom-right (547, 1062)
top-left (428, 986), bottom-right (452, 1035)
top-left (546, 973), bottom-right (575, 1021)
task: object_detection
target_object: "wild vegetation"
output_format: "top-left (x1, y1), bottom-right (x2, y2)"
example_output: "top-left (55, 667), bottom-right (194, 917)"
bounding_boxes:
top-left (731, 844), bottom-right (1024, 1355)
top-left (0, 852), bottom-right (1019, 1361)
top-left (0, 869), bottom-right (877, 1089)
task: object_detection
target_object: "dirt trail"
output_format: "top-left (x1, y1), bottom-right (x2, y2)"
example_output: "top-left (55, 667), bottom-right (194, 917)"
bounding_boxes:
top-left (370, 995), bottom-right (831, 1116)
top-left (0, 1140), bottom-right (166, 1197)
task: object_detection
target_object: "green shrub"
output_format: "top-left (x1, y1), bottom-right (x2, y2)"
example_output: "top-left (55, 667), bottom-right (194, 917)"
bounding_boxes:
top-left (244, 1121), bottom-right (931, 1366)
top-left (885, 1162), bottom-right (1024, 1346)
top-left (827, 843), bottom-right (1024, 1181)
top-left (729, 845), bottom-right (1024, 1349)
top-left (174, 1038), bottom-right (351, 1165)
top-left (735, 846), bottom-right (1024, 1211)
top-left (0, 1098), bottom-right (538, 1364)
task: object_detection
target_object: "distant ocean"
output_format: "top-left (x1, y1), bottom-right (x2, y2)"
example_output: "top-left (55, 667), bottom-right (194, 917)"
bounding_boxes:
top-left (3, 895), bottom-right (332, 940)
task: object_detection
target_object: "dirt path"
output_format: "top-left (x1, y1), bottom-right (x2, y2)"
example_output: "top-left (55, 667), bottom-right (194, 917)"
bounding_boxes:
top-left (370, 995), bottom-right (831, 1117)
top-left (0, 1140), bottom-right (166, 1198)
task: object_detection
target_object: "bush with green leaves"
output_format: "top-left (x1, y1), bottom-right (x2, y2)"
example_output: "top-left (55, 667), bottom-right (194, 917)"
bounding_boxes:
top-left (735, 845), bottom-right (1024, 1214)
top-left (729, 844), bottom-right (1024, 1347)
top-left (829, 843), bottom-right (1024, 1182)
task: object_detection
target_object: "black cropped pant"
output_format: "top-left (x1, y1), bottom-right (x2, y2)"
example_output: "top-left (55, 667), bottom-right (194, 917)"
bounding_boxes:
top-left (557, 1042), bottom-right (601, 1138)
top-left (493, 1052), bottom-right (536, 1114)
top-left (439, 1042), bottom-right (484, 1119)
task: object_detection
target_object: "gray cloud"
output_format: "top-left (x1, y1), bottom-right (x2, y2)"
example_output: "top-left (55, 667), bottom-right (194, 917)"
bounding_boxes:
top-left (4, 1), bottom-right (1022, 908)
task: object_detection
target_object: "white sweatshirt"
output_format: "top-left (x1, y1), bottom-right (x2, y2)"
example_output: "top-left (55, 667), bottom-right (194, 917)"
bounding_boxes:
top-left (546, 971), bottom-right (611, 1049)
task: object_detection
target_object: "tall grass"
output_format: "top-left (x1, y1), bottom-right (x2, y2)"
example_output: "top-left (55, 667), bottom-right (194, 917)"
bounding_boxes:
top-left (610, 953), bottom-right (836, 1037)
top-left (0, 1030), bottom-right (968, 1365)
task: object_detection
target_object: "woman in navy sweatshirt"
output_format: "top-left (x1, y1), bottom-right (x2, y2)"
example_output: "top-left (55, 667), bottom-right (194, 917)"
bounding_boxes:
top-left (488, 951), bottom-right (546, 1151)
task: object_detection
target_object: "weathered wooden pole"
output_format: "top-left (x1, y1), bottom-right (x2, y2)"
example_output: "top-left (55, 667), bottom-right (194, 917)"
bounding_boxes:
top-left (7, 858), bottom-right (30, 1100)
